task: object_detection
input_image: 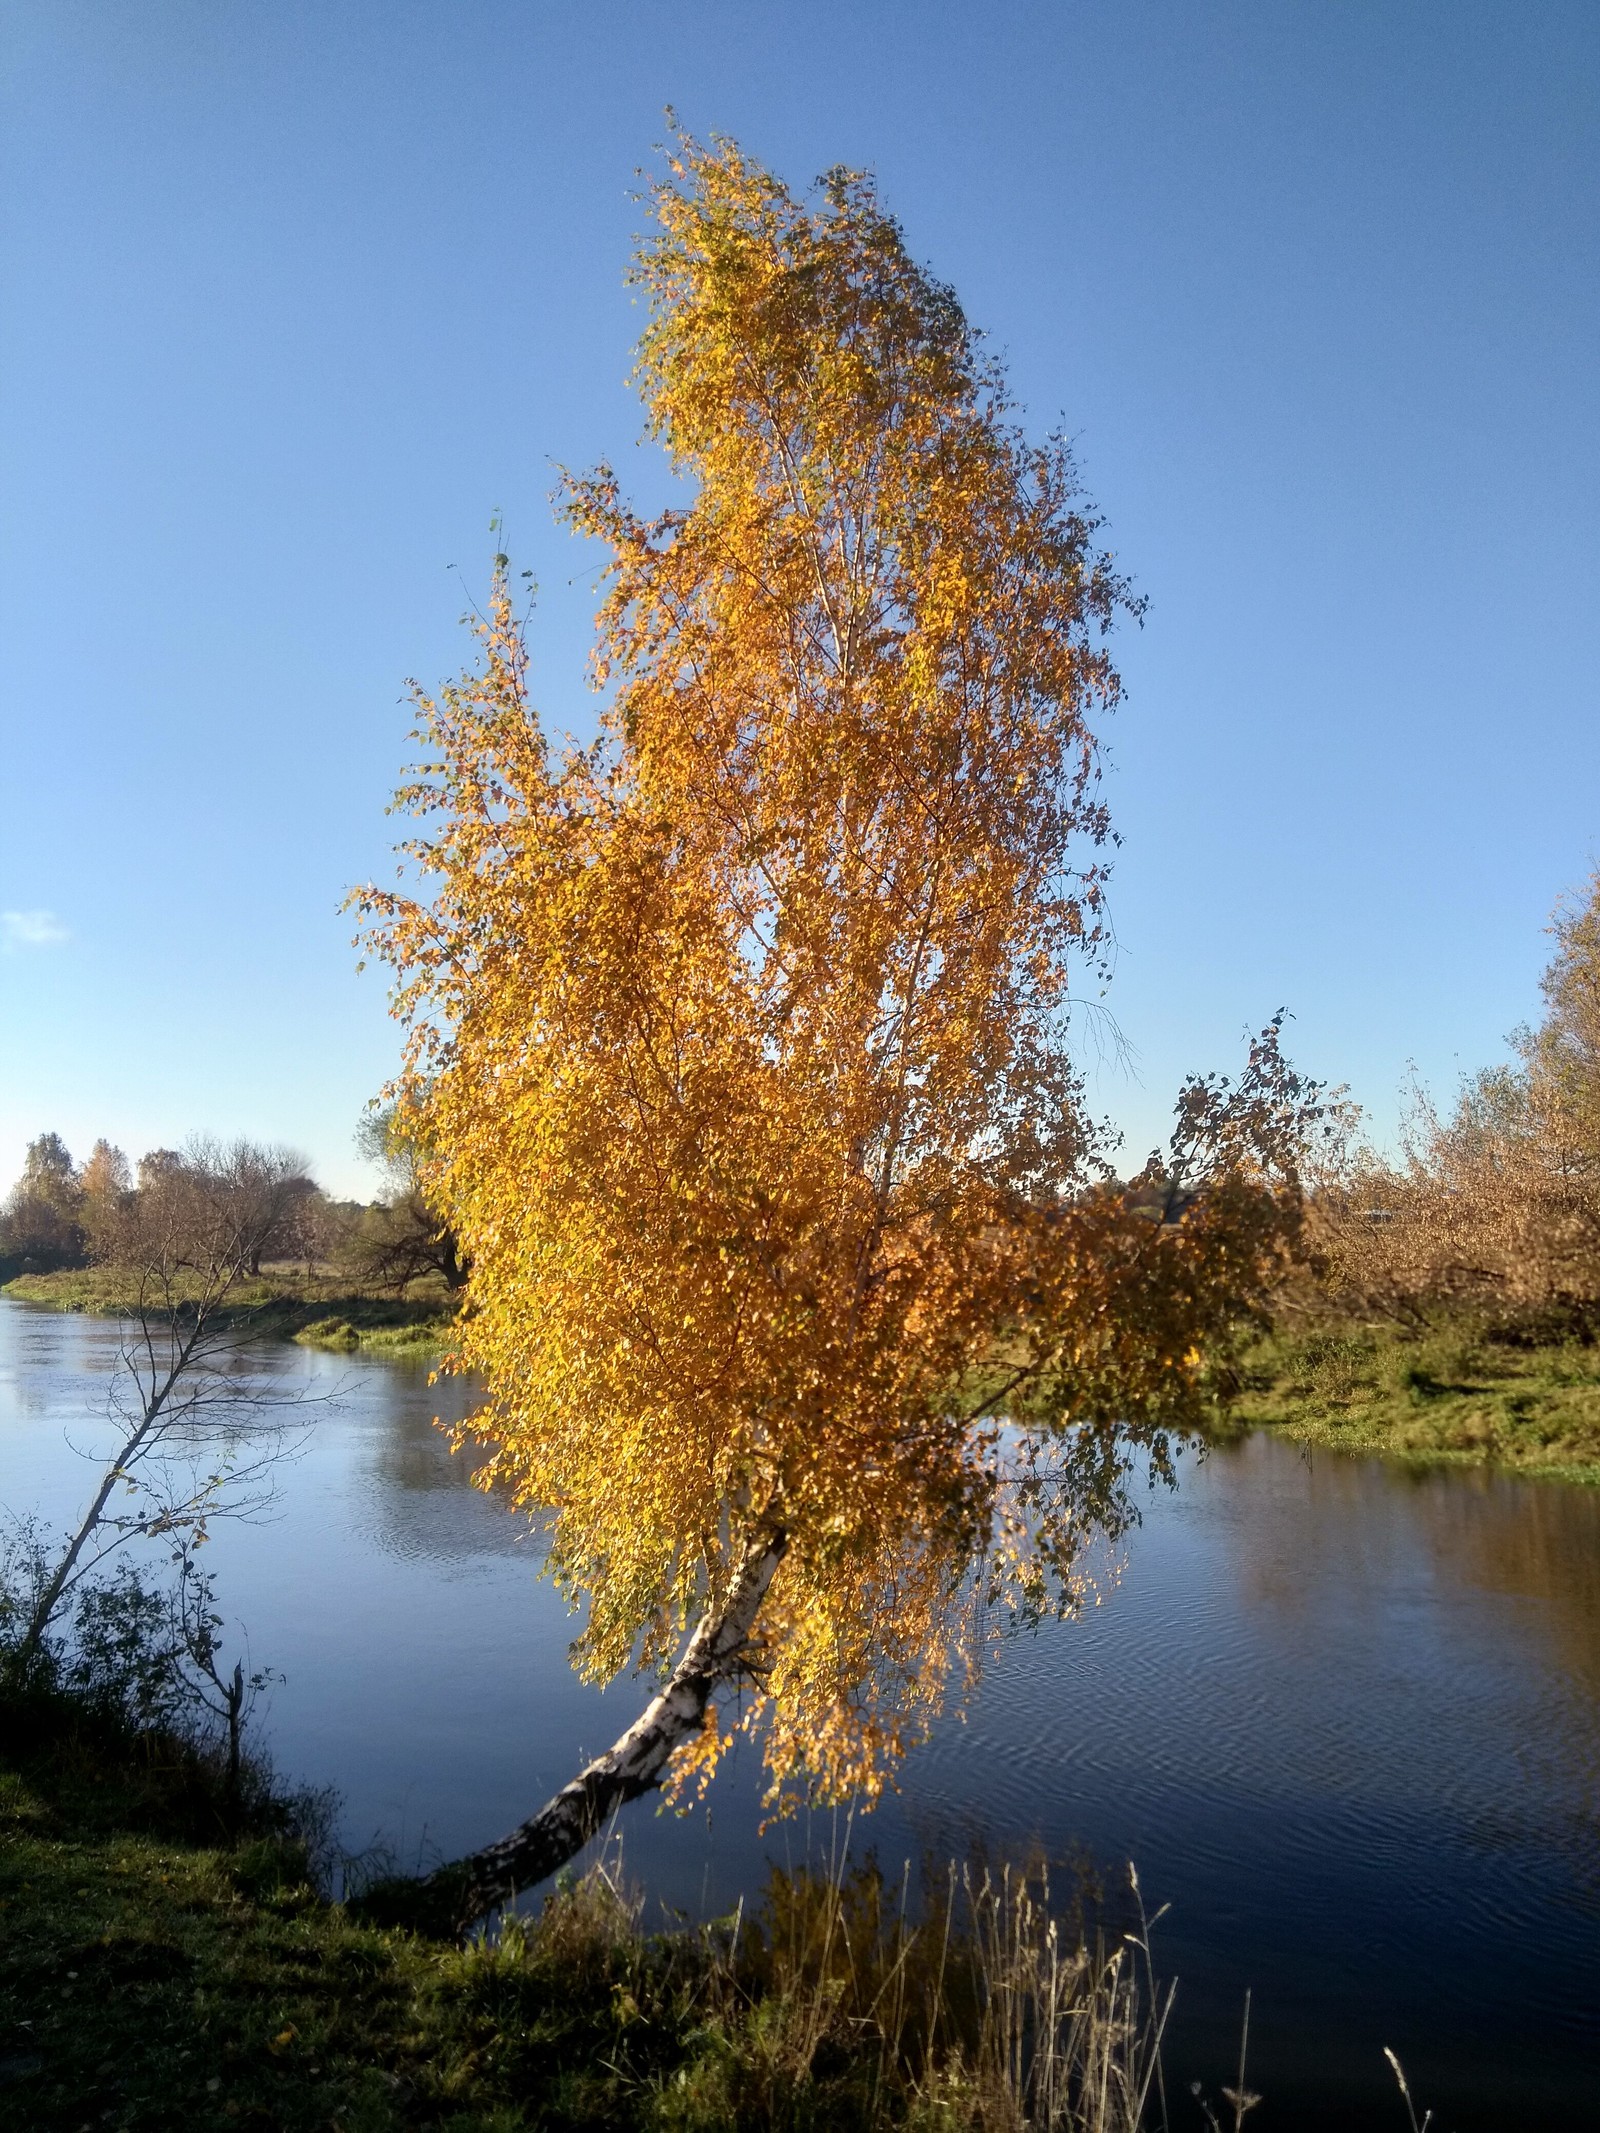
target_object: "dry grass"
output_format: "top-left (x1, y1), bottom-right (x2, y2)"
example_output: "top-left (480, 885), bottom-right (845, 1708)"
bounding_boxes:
top-left (486, 1841), bottom-right (1183, 2133)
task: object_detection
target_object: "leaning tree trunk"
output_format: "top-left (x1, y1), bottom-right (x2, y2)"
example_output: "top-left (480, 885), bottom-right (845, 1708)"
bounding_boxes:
top-left (369, 1526), bottom-right (788, 1937)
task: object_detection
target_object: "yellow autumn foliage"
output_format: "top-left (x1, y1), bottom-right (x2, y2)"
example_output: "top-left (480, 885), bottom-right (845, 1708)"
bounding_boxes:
top-left (360, 135), bottom-right (1316, 1814)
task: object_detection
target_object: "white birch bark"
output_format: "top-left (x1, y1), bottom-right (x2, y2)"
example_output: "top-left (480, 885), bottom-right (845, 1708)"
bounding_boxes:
top-left (408, 1526), bottom-right (788, 1933)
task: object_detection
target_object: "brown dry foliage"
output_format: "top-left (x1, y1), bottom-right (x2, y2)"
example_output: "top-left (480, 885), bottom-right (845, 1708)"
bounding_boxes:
top-left (1310, 870), bottom-right (1600, 1325)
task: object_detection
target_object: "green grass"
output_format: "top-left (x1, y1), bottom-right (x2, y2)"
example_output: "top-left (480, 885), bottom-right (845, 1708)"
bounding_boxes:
top-left (0, 1690), bottom-right (1174, 2132)
top-left (289, 1313), bottom-right (450, 1357)
top-left (1, 1267), bottom-right (452, 1359)
top-left (1227, 1314), bottom-right (1600, 1483)
top-left (0, 1689), bottom-right (734, 2132)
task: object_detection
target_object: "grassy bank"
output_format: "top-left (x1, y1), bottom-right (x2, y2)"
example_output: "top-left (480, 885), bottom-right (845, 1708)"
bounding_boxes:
top-left (1229, 1312), bottom-right (1600, 1484)
top-left (0, 1693), bottom-right (1172, 2133)
top-left (1, 1686), bottom-right (659, 2132)
top-left (14, 1265), bottom-right (1598, 1485)
top-left (1, 1266), bottom-right (451, 1358)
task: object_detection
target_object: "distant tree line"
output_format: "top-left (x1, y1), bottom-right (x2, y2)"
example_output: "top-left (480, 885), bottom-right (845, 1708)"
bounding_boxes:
top-left (0, 1117), bottom-right (466, 1295)
top-left (1312, 869), bottom-right (1600, 1327)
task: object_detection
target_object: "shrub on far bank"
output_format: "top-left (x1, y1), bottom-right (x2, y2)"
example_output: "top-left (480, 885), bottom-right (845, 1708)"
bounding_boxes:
top-left (1228, 1306), bottom-right (1600, 1481)
top-left (1309, 872), bottom-right (1600, 1334)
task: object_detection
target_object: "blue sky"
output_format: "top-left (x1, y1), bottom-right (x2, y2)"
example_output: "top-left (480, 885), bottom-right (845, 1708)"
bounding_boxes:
top-left (2, 1), bottom-right (1596, 1198)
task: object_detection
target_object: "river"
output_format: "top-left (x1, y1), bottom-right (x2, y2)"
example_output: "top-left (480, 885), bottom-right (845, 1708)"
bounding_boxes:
top-left (2, 1298), bottom-right (1596, 2128)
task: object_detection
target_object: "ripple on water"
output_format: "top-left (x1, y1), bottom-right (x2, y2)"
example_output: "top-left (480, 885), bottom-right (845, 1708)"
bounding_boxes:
top-left (3, 1299), bottom-right (1599, 2130)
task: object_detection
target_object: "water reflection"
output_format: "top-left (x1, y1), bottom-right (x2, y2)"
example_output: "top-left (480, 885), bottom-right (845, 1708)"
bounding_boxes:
top-left (3, 1300), bottom-right (1597, 2131)
top-left (363, 1373), bottom-right (483, 1495)
top-left (1218, 1442), bottom-right (1600, 1850)
top-left (1412, 1462), bottom-right (1600, 1706)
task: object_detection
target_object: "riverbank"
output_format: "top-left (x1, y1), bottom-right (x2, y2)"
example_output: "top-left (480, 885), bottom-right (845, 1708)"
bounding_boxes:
top-left (0, 1267), bottom-right (450, 1357)
top-left (8, 1295), bottom-right (1592, 2129)
top-left (0, 1690), bottom-right (1164, 2132)
top-left (11, 1268), bottom-right (1600, 1484)
top-left (1228, 1312), bottom-right (1600, 1484)
top-left (0, 1685), bottom-right (656, 2130)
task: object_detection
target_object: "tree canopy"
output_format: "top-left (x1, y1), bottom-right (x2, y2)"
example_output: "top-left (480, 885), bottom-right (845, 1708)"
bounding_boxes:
top-left (0, 1132), bottom-right (86, 1273)
top-left (361, 135), bottom-right (1319, 1905)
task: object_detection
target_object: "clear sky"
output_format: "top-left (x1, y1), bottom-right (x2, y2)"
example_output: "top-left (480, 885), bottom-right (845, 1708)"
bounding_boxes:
top-left (2, 1), bottom-right (1596, 1199)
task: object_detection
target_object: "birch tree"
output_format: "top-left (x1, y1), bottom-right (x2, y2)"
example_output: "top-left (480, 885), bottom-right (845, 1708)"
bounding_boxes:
top-left (360, 134), bottom-right (1323, 1929)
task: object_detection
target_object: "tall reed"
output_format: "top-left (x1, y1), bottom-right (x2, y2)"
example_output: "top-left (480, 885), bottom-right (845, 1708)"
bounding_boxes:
top-left (489, 1843), bottom-right (1183, 2130)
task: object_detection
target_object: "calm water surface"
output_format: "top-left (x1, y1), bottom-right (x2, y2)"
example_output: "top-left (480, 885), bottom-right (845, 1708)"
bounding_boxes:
top-left (3, 1299), bottom-right (1597, 2128)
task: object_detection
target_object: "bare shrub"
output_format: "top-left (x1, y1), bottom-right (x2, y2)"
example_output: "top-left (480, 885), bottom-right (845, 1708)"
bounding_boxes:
top-left (4, 1137), bottom-right (316, 1687)
top-left (1308, 874), bottom-right (1600, 1332)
